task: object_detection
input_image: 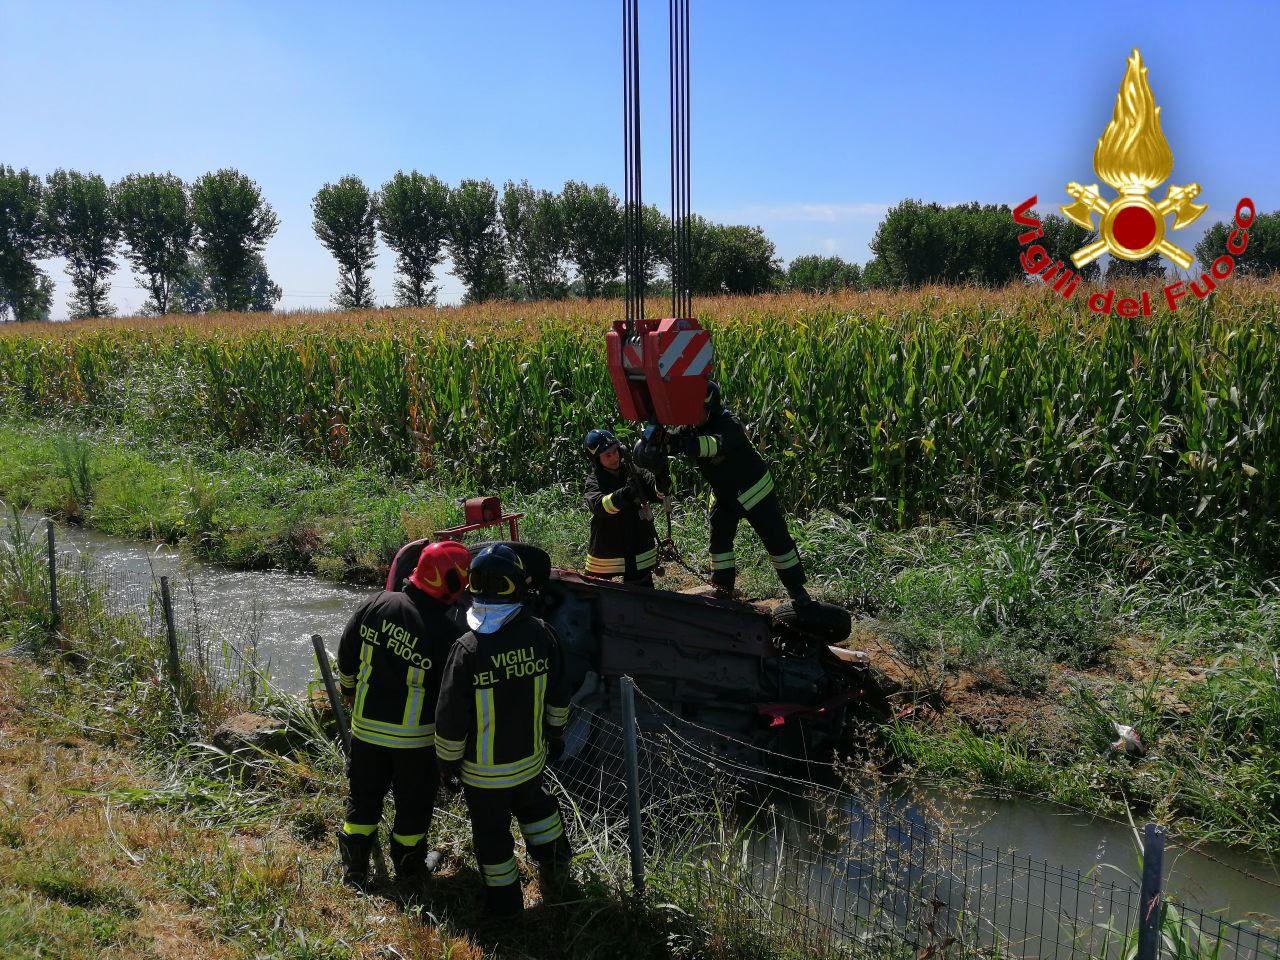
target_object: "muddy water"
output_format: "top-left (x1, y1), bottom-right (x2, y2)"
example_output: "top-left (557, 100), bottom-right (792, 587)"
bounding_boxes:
top-left (28, 515), bottom-right (1280, 926)
top-left (38, 514), bottom-right (367, 692)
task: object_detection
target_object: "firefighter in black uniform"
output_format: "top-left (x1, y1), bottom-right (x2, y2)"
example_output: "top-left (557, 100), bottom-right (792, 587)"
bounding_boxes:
top-left (583, 427), bottom-right (665, 588)
top-left (665, 381), bottom-right (812, 606)
top-left (434, 545), bottom-right (573, 917)
top-left (336, 538), bottom-right (472, 889)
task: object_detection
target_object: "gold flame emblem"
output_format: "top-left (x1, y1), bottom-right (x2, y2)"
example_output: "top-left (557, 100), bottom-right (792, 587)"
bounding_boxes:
top-left (1062, 49), bottom-right (1206, 269)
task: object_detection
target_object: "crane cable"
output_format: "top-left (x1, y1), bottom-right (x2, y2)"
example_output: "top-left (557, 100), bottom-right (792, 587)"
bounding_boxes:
top-left (670, 0), bottom-right (691, 319)
top-left (623, 0), bottom-right (644, 335)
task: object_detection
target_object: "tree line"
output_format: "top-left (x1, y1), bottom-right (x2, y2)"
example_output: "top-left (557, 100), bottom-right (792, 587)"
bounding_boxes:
top-left (3, 162), bottom-right (1277, 321)
top-left (0, 166), bottom-right (280, 321)
top-left (858, 199), bottom-right (1280, 289)
top-left (311, 174), bottom-right (785, 308)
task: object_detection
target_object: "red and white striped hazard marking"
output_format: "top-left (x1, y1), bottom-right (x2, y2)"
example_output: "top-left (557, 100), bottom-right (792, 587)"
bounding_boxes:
top-left (658, 329), bottom-right (712, 378)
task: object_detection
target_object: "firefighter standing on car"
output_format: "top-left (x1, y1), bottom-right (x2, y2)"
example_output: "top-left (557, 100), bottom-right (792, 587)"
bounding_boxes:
top-left (434, 545), bottom-right (572, 917)
top-left (660, 380), bottom-right (813, 608)
top-left (583, 428), bottom-right (666, 588)
top-left (335, 539), bottom-right (472, 890)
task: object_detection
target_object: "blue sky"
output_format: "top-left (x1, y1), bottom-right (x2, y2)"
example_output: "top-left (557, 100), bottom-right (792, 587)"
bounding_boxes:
top-left (2, 0), bottom-right (1277, 317)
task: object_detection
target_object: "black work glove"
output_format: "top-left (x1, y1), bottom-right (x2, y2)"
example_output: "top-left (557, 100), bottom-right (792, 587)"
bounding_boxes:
top-left (546, 736), bottom-right (565, 765)
top-left (632, 437), bottom-right (652, 466)
top-left (612, 485), bottom-right (636, 508)
top-left (675, 433), bottom-right (701, 458)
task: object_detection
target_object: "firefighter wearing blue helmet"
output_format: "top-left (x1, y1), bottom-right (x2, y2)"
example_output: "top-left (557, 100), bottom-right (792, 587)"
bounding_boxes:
top-left (433, 545), bottom-right (573, 917)
top-left (582, 427), bottom-right (665, 588)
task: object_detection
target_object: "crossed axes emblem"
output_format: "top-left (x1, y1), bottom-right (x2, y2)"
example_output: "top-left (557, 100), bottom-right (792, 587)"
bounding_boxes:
top-left (1062, 181), bottom-right (1206, 270)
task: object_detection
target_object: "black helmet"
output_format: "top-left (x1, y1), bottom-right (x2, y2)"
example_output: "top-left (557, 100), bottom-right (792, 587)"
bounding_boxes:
top-left (468, 544), bottom-right (530, 601)
top-left (704, 380), bottom-right (722, 415)
top-left (584, 428), bottom-right (620, 458)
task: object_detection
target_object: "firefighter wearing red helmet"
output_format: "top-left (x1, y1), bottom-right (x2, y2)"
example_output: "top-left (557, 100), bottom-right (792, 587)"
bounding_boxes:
top-left (434, 545), bottom-right (573, 917)
top-left (335, 539), bottom-right (471, 890)
top-left (583, 427), bottom-right (666, 588)
top-left (669, 381), bottom-right (812, 606)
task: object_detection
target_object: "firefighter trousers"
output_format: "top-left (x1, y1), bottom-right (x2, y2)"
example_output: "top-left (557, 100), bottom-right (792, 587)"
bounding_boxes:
top-left (343, 739), bottom-right (439, 847)
top-left (463, 776), bottom-right (567, 907)
top-left (708, 489), bottom-right (805, 591)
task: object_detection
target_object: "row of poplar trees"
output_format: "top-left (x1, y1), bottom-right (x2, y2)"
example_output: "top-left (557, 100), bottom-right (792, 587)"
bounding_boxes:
top-left (0, 166), bottom-right (280, 321)
top-left (312, 174), bottom-right (781, 309)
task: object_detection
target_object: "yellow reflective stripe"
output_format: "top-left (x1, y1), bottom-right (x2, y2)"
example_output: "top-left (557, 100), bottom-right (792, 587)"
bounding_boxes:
top-left (700, 435), bottom-right (719, 457)
top-left (476, 688), bottom-right (495, 765)
top-left (352, 726), bottom-right (433, 749)
top-left (710, 550), bottom-right (736, 571)
top-left (601, 493), bottom-right (621, 515)
top-left (391, 831), bottom-right (425, 847)
top-left (585, 554), bottom-right (627, 573)
top-left (342, 821), bottom-right (378, 836)
top-left (461, 765), bottom-right (544, 789)
top-left (770, 549), bottom-right (800, 570)
top-left (352, 716), bottom-right (435, 736)
top-left (520, 811), bottom-right (564, 846)
top-left (353, 641), bottom-right (374, 721)
top-left (403, 666), bottom-right (425, 726)
top-left (634, 548), bottom-right (658, 562)
top-left (738, 472), bottom-right (774, 511)
top-left (533, 672), bottom-right (547, 756)
top-left (435, 733), bottom-right (466, 761)
top-left (337, 669), bottom-right (356, 685)
top-left (461, 748), bottom-right (546, 788)
top-left (481, 858), bottom-right (519, 886)
top-left (545, 704), bottom-right (570, 728)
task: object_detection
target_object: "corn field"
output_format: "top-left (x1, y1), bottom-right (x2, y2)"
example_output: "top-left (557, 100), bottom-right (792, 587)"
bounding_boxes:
top-left (1, 283), bottom-right (1277, 557)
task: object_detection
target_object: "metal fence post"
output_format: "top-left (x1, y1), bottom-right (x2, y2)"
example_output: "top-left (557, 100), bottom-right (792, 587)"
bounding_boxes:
top-left (620, 675), bottom-right (645, 896)
top-left (1137, 823), bottom-right (1167, 960)
top-left (159, 576), bottom-right (181, 692)
top-left (312, 634), bottom-right (351, 757)
top-left (46, 521), bottom-right (59, 635)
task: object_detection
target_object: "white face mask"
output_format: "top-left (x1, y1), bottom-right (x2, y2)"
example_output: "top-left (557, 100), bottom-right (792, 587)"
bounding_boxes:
top-left (466, 600), bottom-right (524, 634)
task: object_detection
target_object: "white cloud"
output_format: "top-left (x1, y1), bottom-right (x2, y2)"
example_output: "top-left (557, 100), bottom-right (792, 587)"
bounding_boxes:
top-left (708, 201), bottom-right (891, 224)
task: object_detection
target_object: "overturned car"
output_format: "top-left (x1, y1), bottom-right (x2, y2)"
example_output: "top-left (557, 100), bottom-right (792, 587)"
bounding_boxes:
top-left (388, 528), bottom-right (877, 765)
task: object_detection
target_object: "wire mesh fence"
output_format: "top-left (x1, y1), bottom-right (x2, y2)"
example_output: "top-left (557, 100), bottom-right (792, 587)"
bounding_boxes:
top-left (613, 688), bottom-right (1279, 960)
top-left (24, 517), bottom-right (1280, 960)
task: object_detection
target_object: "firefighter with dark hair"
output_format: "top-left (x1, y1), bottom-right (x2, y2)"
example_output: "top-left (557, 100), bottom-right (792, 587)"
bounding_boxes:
top-left (433, 545), bottom-right (573, 917)
top-left (583, 427), bottom-right (665, 588)
top-left (335, 539), bottom-right (471, 890)
top-left (667, 380), bottom-right (812, 607)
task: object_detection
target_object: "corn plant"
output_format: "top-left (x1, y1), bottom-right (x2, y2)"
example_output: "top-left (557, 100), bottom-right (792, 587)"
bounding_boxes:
top-left (1, 282), bottom-right (1277, 560)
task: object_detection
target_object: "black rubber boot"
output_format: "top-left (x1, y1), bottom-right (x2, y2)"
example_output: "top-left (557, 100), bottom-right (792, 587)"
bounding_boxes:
top-left (532, 836), bottom-right (573, 903)
top-left (389, 837), bottom-right (427, 885)
top-left (786, 583), bottom-right (816, 613)
top-left (710, 570), bottom-right (736, 599)
top-left (484, 881), bottom-right (525, 918)
top-left (337, 831), bottom-right (374, 890)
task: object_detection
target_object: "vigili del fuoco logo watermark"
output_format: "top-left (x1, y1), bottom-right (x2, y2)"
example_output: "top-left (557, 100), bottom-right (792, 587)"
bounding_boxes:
top-left (1013, 49), bottom-right (1255, 315)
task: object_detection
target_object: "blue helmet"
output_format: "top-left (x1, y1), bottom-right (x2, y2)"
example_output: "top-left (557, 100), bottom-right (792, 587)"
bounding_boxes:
top-left (584, 427), bottom-right (621, 458)
top-left (468, 544), bottom-right (529, 601)
top-left (704, 380), bottom-right (722, 415)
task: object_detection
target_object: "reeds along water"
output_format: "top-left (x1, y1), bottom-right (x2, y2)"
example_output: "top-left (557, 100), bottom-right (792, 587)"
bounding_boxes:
top-left (1, 282), bottom-right (1277, 555)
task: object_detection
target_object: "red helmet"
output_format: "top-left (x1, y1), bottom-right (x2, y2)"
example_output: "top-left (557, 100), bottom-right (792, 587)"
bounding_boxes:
top-left (409, 540), bottom-right (472, 602)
